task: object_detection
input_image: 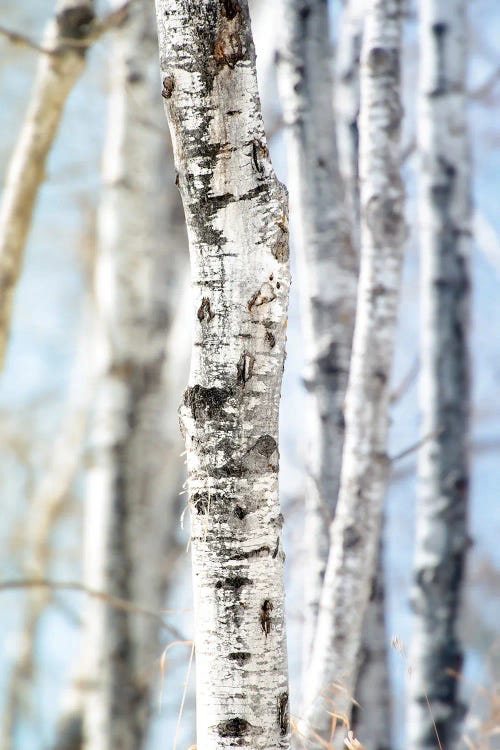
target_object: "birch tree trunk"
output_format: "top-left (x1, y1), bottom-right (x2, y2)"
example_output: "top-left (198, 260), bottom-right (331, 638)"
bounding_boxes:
top-left (0, 0), bottom-right (95, 370)
top-left (336, 0), bottom-right (364, 252)
top-left (337, 7), bottom-right (393, 746)
top-left (300, 0), bottom-right (405, 744)
top-left (275, 0), bottom-right (357, 691)
top-left (154, 2), bottom-right (291, 748)
top-left (352, 535), bottom-right (392, 750)
top-left (81, 3), bottom-right (187, 749)
top-left (408, 0), bottom-right (471, 747)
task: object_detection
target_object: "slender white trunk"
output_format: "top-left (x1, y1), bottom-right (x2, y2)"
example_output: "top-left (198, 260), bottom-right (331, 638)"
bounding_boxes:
top-left (0, 0), bottom-right (95, 370)
top-left (301, 0), bottom-right (405, 744)
top-left (276, 0), bottom-right (357, 682)
top-left (408, 1), bottom-right (471, 747)
top-left (336, 0), bottom-right (364, 252)
top-left (352, 535), bottom-right (392, 750)
top-left (82, 3), bottom-right (188, 749)
top-left (154, 2), bottom-right (290, 748)
top-left (337, 6), bottom-right (393, 745)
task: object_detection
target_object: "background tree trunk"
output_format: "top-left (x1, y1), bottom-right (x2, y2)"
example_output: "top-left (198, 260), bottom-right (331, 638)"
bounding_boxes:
top-left (336, 0), bottom-right (364, 254)
top-left (0, 0), bottom-right (95, 370)
top-left (300, 0), bottom-right (405, 744)
top-left (408, 0), bottom-right (471, 747)
top-left (154, 1), bottom-right (291, 747)
top-left (81, 2), bottom-right (187, 748)
top-left (276, 0), bottom-right (357, 689)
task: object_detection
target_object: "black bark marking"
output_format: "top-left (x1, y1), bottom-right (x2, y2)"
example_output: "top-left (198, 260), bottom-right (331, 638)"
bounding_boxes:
top-left (56, 4), bottom-right (95, 39)
top-left (260, 599), bottom-right (273, 636)
top-left (191, 492), bottom-right (210, 514)
top-left (236, 350), bottom-right (255, 385)
top-left (265, 329), bottom-right (276, 348)
top-left (366, 46), bottom-right (398, 76)
top-left (234, 505), bottom-right (247, 519)
top-left (216, 717), bottom-right (251, 738)
top-left (251, 140), bottom-right (269, 174)
top-left (228, 651), bottom-right (252, 665)
top-left (252, 434), bottom-right (278, 458)
top-left (220, 0), bottom-right (240, 20)
top-left (430, 22), bottom-right (449, 96)
top-left (231, 545), bottom-right (271, 560)
top-left (197, 297), bottom-right (214, 323)
top-left (344, 525), bottom-right (361, 549)
top-left (213, 458), bottom-right (247, 478)
top-left (184, 384), bottom-right (231, 422)
top-left (162, 75), bottom-right (175, 99)
top-left (215, 576), bottom-right (253, 591)
top-left (277, 692), bottom-right (289, 736)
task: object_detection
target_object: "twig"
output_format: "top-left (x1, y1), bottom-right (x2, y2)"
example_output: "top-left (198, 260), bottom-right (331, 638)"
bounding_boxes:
top-left (0, 579), bottom-right (184, 640)
top-left (0, 25), bottom-right (51, 54)
top-left (0, 1), bottom-right (133, 57)
top-left (469, 65), bottom-right (500, 101)
top-left (390, 356), bottom-right (419, 404)
top-left (390, 429), bottom-right (443, 463)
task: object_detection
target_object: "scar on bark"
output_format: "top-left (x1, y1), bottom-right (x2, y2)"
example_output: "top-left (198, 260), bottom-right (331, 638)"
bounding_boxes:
top-left (161, 75), bottom-right (174, 99)
top-left (248, 283), bottom-right (276, 311)
top-left (260, 599), bottom-right (273, 636)
top-left (236, 350), bottom-right (255, 385)
top-left (214, 0), bottom-right (245, 69)
top-left (184, 384), bottom-right (231, 421)
top-left (252, 140), bottom-right (269, 174)
top-left (197, 297), bottom-right (214, 323)
top-left (277, 692), bottom-right (289, 736)
top-left (273, 216), bottom-right (289, 262)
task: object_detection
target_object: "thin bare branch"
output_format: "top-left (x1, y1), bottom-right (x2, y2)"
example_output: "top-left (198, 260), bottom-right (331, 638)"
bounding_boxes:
top-left (0, 580), bottom-right (185, 640)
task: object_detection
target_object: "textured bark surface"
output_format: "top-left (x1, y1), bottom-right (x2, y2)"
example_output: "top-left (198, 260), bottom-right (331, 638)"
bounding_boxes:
top-left (0, 0), bottom-right (94, 370)
top-left (300, 0), bottom-right (405, 744)
top-left (408, 1), bottom-right (471, 747)
top-left (276, 0), bottom-right (357, 683)
top-left (81, 3), bottom-right (188, 749)
top-left (154, 2), bottom-right (290, 748)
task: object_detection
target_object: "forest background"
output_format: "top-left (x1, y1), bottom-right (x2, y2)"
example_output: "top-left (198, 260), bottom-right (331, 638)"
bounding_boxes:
top-left (0, 0), bottom-right (499, 748)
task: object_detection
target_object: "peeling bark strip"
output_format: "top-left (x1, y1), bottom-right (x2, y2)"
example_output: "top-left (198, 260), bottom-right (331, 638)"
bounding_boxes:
top-left (408, 1), bottom-right (471, 748)
top-left (82, 2), bottom-right (187, 749)
top-left (0, 0), bottom-right (95, 370)
top-left (301, 0), bottom-right (405, 745)
top-left (276, 0), bottom-right (357, 684)
top-left (154, 2), bottom-right (290, 749)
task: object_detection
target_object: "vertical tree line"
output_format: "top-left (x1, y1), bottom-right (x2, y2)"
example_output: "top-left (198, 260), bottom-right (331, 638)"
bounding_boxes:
top-left (409, 0), bottom-right (471, 747)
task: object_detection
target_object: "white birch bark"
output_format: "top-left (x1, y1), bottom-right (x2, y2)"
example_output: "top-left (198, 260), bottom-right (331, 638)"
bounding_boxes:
top-left (154, 2), bottom-right (291, 748)
top-left (336, 0), bottom-right (365, 252)
top-left (408, 0), bottom-right (471, 747)
top-left (337, 7), bottom-right (393, 745)
top-left (0, 0), bottom-right (94, 370)
top-left (352, 536), bottom-right (392, 750)
top-left (275, 0), bottom-right (357, 689)
top-left (300, 0), bottom-right (405, 743)
top-left (81, 3), bottom-right (188, 749)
